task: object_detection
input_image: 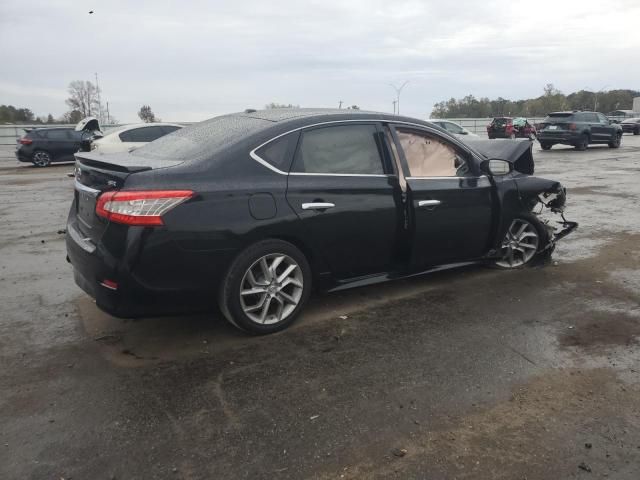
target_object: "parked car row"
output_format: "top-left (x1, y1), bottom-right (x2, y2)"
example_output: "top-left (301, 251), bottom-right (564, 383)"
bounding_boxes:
top-left (487, 117), bottom-right (537, 140)
top-left (15, 118), bottom-right (182, 167)
top-left (66, 108), bottom-right (576, 334)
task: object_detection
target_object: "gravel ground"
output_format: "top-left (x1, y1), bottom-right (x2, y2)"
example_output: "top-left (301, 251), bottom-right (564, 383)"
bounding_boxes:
top-left (1, 136), bottom-right (639, 479)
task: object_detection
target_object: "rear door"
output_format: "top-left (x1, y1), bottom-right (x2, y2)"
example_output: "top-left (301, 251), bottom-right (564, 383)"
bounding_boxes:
top-left (389, 125), bottom-right (494, 268)
top-left (285, 122), bottom-right (402, 279)
top-left (43, 129), bottom-right (78, 161)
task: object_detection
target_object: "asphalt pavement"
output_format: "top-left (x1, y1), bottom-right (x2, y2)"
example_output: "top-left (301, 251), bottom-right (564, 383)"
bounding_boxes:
top-left (1, 136), bottom-right (639, 479)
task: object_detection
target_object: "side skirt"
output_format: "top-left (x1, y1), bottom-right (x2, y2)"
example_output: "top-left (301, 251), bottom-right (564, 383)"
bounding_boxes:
top-left (326, 261), bottom-right (479, 293)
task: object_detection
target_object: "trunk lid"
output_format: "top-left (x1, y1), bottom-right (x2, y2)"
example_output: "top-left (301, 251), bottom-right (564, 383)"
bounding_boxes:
top-left (70, 151), bottom-right (184, 243)
top-left (73, 156), bottom-right (135, 243)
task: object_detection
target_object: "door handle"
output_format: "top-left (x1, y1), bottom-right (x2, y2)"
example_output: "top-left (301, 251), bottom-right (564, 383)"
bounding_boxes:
top-left (418, 199), bottom-right (441, 208)
top-left (301, 202), bottom-right (335, 211)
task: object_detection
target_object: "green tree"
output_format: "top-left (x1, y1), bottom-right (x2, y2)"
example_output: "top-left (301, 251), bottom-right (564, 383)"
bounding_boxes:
top-left (265, 103), bottom-right (299, 109)
top-left (138, 105), bottom-right (158, 123)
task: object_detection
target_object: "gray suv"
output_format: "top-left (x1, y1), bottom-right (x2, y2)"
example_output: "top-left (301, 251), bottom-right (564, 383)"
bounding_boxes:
top-left (537, 111), bottom-right (623, 151)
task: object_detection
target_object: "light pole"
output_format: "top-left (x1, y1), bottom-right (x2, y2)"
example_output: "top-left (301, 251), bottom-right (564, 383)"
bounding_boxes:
top-left (389, 81), bottom-right (409, 115)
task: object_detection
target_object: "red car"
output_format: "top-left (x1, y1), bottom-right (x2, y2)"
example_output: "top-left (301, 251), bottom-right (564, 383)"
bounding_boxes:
top-left (487, 117), bottom-right (537, 139)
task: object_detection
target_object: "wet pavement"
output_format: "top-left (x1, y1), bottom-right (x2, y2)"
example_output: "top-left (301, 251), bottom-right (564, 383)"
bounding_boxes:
top-left (1, 136), bottom-right (639, 479)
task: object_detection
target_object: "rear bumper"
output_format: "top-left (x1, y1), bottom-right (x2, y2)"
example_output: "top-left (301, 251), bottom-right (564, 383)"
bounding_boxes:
top-left (537, 131), bottom-right (581, 144)
top-left (66, 219), bottom-right (234, 318)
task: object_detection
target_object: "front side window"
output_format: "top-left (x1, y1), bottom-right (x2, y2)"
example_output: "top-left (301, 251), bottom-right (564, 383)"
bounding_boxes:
top-left (396, 128), bottom-right (469, 177)
top-left (292, 124), bottom-right (384, 174)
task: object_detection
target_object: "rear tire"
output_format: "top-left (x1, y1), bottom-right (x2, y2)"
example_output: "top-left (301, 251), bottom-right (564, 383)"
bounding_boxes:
top-left (219, 239), bottom-right (312, 334)
top-left (575, 134), bottom-right (589, 151)
top-left (32, 150), bottom-right (52, 167)
top-left (540, 143), bottom-right (552, 150)
top-left (608, 132), bottom-right (622, 148)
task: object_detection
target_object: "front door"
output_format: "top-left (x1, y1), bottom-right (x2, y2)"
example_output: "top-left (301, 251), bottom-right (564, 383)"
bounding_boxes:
top-left (285, 123), bottom-right (402, 279)
top-left (593, 113), bottom-right (613, 142)
top-left (389, 125), bottom-right (494, 268)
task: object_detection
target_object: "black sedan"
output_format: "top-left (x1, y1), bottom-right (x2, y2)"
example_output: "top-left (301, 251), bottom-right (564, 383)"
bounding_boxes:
top-left (66, 109), bottom-right (576, 334)
top-left (620, 118), bottom-right (640, 135)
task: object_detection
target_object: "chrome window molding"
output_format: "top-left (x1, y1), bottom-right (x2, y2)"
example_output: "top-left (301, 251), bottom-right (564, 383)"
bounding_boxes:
top-left (249, 119), bottom-right (466, 177)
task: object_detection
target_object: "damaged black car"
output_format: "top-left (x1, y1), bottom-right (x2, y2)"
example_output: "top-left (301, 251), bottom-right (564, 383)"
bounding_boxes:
top-left (66, 109), bottom-right (577, 334)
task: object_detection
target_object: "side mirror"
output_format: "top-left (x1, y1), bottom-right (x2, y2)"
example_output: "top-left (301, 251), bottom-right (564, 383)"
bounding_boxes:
top-left (482, 159), bottom-right (511, 176)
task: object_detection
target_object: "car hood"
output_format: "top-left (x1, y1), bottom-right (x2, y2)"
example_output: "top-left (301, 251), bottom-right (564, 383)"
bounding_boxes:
top-left (464, 139), bottom-right (534, 175)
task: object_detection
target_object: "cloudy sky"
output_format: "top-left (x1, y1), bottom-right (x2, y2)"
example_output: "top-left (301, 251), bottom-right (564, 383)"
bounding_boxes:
top-left (1, 0), bottom-right (639, 122)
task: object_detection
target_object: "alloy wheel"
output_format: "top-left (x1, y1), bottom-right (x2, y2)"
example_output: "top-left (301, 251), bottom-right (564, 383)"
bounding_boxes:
top-left (495, 219), bottom-right (540, 268)
top-left (32, 151), bottom-right (51, 167)
top-left (239, 253), bottom-right (304, 325)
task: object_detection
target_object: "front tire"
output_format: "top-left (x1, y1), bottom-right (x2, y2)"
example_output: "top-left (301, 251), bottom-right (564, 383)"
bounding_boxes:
top-left (32, 150), bottom-right (52, 167)
top-left (219, 239), bottom-right (312, 334)
top-left (540, 142), bottom-right (552, 150)
top-left (494, 214), bottom-right (550, 269)
top-left (608, 132), bottom-right (622, 148)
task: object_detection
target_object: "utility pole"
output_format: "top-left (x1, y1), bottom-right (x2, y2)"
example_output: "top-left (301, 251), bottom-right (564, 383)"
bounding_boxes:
top-left (388, 81), bottom-right (409, 115)
top-left (392, 100), bottom-right (397, 115)
top-left (106, 101), bottom-right (110, 124)
top-left (338, 100), bottom-right (343, 109)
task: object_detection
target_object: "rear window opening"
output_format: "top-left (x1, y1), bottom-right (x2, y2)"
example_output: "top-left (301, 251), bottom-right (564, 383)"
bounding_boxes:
top-left (492, 118), bottom-right (511, 127)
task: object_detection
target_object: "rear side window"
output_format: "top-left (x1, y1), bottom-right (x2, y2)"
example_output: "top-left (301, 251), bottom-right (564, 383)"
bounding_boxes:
top-left (255, 132), bottom-right (299, 172)
top-left (161, 125), bottom-right (181, 135)
top-left (44, 129), bottom-right (71, 140)
top-left (581, 113), bottom-right (599, 123)
top-left (292, 124), bottom-right (384, 175)
top-left (396, 128), bottom-right (469, 177)
top-left (119, 126), bottom-right (166, 143)
top-left (492, 118), bottom-right (510, 128)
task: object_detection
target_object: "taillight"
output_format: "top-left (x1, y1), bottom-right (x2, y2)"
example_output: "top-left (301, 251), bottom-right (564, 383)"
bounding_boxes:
top-left (19, 138), bottom-right (33, 145)
top-left (568, 123), bottom-right (577, 131)
top-left (95, 190), bottom-right (194, 226)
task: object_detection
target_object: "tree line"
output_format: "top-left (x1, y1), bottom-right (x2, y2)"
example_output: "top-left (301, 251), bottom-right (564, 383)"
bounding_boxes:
top-left (431, 84), bottom-right (640, 118)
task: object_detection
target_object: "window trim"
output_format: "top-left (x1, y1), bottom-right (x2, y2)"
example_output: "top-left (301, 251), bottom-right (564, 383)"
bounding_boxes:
top-left (250, 119), bottom-right (477, 176)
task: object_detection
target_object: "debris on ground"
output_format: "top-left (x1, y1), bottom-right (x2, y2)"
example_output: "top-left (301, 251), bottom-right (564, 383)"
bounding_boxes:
top-left (391, 448), bottom-right (407, 458)
top-left (578, 462), bottom-right (592, 472)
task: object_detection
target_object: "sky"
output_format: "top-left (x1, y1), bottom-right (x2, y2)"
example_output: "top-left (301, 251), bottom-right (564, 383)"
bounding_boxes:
top-left (1, 0), bottom-right (639, 123)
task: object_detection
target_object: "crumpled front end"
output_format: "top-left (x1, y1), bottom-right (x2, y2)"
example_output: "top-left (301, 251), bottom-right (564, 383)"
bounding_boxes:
top-left (518, 179), bottom-right (578, 251)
